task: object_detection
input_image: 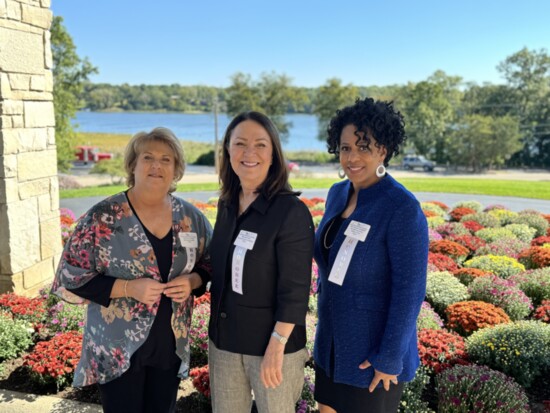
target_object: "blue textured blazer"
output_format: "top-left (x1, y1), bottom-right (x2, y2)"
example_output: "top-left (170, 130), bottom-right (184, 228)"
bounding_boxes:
top-left (313, 175), bottom-right (428, 388)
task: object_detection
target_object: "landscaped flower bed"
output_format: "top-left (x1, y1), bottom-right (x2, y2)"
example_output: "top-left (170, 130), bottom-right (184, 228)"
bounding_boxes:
top-left (1, 197), bottom-right (549, 412)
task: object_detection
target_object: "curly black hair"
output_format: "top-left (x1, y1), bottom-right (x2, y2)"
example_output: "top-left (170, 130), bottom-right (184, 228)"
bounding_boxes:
top-left (326, 97), bottom-right (406, 166)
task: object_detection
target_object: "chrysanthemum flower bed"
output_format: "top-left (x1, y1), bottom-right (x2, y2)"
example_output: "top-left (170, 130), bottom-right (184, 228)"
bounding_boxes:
top-left (437, 364), bottom-right (530, 413)
top-left (417, 329), bottom-right (468, 374)
top-left (1, 198), bottom-right (549, 412)
top-left (445, 301), bottom-right (510, 335)
top-left (23, 330), bottom-right (82, 391)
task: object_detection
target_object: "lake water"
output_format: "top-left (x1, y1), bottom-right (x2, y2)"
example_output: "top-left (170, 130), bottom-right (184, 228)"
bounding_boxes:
top-left (74, 111), bottom-right (327, 152)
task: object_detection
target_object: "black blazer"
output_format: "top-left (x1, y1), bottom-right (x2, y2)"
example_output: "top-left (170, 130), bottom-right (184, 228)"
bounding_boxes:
top-left (208, 192), bottom-right (314, 356)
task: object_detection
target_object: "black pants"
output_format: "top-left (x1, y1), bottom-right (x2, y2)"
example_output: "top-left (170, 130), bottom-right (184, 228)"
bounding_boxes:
top-left (98, 362), bottom-right (181, 413)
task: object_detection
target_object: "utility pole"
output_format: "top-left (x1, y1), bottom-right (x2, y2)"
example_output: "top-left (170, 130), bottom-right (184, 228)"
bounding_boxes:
top-left (213, 95), bottom-right (220, 173)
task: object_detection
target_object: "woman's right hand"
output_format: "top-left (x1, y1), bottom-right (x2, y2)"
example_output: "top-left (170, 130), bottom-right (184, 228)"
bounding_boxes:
top-left (127, 278), bottom-right (166, 306)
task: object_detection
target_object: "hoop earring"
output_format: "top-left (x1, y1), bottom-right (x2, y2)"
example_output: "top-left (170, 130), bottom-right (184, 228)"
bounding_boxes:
top-left (376, 164), bottom-right (386, 178)
top-left (338, 167), bottom-right (346, 179)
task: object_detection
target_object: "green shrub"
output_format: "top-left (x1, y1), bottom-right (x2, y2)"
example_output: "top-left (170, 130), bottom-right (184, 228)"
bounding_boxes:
top-left (296, 366), bottom-right (317, 413)
top-left (468, 275), bottom-right (533, 320)
top-left (509, 268), bottom-right (550, 307)
top-left (435, 222), bottom-right (471, 238)
top-left (188, 303), bottom-right (209, 367)
top-left (474, 227), bottom-right (516, 243)
top-left (180, 140), bottom-right (215, 165)
top-left (90, 157), bottom-right (125, 184)
top-left (453, 200), bottom-right (483, 213)
top-left (512, 212), bottom-right (549, 237)
top-left (426, 271), bottom-right (470, 314)
top-left (399, 365), bottom-right (435, 413)
top-left (0, 313), bottom-right (34, 361)
top-left (417, 301), bottom-right (444, 330)
top-left (421, 202), bottom-right (447, 217)
top-left (44, 301), bottom-right (85, 334)
top-left (436, 364), bottom-right (530, 413)
top-left (285, 150), bottom-right (335, 164)
top-left (311, 202), bottom-right (326, 212)
top-left (504, 223), bottom-right (537, 243)
top-left (427, 216), bottom-right (445, 229)
top-left (305, 313), bottom-right (317, 359)
top-left (474, 238), bottom-right (529, 259)
top-left (463, 254), bottom-right (525, 279)
top-left (194, 150), bottom-right (215, 166)
top-left (487, 209), bottom-right (519, 225)
top-left (466, 320), bottom-right (550, 388)
top-left (460, 212), bottom-right (500, 228)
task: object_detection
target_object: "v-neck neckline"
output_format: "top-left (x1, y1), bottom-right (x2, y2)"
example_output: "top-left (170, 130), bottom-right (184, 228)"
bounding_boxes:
top-left (125, 190), bottom-right (173, 240)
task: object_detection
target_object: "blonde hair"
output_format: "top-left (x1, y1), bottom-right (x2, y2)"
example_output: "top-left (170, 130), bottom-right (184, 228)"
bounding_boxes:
top-left (124, 127), bottom-right (185, 193)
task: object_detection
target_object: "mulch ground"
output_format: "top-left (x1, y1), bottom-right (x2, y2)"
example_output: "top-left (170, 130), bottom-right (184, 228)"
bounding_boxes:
top-left (2, 355), bottom-right (548, 412)
top-left (0, 355), bottom-right (212, 412)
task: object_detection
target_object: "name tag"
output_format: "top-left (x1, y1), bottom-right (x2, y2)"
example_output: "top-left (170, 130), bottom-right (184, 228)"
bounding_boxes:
top-left (232, 230), bottom-right (258, 294)
top-left (178, 232), bottom-right (197, 274)
top-left (328, 221), bottom-right (370, 286)
top-left (344, 220), bottom-right (371, 241)
top-left (178, 232), bottom-right (198, 248)
top-left (234, 230), bottom-right (257, 250)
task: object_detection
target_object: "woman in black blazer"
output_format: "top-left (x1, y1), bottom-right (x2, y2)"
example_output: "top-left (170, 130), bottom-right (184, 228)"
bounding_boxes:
top-left (208, 111), bottom-right (314, 413)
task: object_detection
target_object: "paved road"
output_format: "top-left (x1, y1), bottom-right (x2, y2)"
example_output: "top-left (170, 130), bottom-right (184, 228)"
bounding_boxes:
top-left (60, 188), bottom-right (550, 218)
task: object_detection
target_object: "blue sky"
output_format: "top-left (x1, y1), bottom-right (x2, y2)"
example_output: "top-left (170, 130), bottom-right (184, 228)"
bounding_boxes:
top-left (51, 0), bottom-right (550, 87)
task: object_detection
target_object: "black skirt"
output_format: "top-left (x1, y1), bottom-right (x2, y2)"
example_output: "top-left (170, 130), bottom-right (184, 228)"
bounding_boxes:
top-left (314, 364), bottom-right (404, 413)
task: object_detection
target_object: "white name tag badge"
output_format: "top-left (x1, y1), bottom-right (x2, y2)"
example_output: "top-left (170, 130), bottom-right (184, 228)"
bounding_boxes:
top-left (344, 220), bottom-right (371, 242)
top-left (234, 230), bottom-right (258, 250)
top-left (178, 232), bottom-right (198, 248)
top-left (329, 221), bottom-right (370, 286)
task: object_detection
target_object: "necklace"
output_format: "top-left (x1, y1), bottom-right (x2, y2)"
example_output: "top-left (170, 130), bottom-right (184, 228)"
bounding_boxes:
top-left (323, 218), bottom-right (337, 249)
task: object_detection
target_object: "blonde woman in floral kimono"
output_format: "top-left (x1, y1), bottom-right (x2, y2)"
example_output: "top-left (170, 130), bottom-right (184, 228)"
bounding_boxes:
top-left (53, 127), bottom-right (212, 413)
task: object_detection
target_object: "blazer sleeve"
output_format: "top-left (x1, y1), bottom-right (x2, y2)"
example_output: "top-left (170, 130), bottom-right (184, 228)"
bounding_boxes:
top-left (274, 200), bottom-right (315, 325)
top-left (368, 200), bottom-right (428, 375)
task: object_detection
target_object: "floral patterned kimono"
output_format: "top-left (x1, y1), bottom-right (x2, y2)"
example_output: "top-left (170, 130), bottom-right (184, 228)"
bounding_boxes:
top-left (52, 192), bottom-right (212, 386)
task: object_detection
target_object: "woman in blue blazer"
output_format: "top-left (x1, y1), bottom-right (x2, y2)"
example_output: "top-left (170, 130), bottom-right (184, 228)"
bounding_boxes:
top-left (313, 98), bottom-right (428, 413)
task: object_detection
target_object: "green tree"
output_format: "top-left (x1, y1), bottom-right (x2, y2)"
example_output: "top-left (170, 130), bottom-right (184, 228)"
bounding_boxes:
top-left (312, 78), bottom-right (358, 140)
top-left (225, 73), bottom-right (261, 114)
top-left (448, 115), bottom-right (521, 171)
top-left (497, 48), bottom-right (550, 167)
top-left (399, 71), bottom-right (462, 164)
top-left (51, 16), bottom-right (97, 171)
top-left (225, 72), bottom-right (300, 142)
top-left (90, 157), bottom-right (125, 184)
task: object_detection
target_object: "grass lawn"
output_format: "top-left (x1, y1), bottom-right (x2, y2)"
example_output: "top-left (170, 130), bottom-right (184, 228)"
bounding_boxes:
top-left (60, 177), bottom-right (550, 200)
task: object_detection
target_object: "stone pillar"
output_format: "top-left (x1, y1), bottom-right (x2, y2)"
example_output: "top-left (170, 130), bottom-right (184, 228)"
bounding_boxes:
top-left (0, 0), bottom-right (61, 296)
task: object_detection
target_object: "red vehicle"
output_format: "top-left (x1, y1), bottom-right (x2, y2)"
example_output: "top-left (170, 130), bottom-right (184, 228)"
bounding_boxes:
top-left (75, 146), bottom-right (113, 164)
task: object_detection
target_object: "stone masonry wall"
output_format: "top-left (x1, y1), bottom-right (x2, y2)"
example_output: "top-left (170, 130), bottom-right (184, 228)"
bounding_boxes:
top-left (0, 0), bottom-right (61, 296)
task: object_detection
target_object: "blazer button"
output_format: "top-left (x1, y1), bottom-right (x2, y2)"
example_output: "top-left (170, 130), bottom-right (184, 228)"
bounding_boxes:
top-left (220, 312), bottom-right (227, 319)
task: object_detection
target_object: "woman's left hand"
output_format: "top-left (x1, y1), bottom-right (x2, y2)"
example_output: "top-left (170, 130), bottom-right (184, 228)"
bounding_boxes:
top-left (164, 272), bottom-right (200, 303)
top-left (260, 338), bottom-right (285, 388)
top-left (359, 359), bottom-right (398, 392)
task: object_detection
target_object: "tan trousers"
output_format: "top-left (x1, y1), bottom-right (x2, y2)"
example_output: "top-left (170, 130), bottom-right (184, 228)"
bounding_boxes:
top-left (209, 340), bottom-right (308, 413)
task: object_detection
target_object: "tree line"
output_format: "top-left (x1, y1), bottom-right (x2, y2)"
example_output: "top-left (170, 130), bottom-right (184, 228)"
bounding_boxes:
top-left (53, 16), bottom-right (549, 171)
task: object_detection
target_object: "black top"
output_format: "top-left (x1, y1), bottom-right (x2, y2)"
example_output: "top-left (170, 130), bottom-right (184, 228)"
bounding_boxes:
top-left (321, 215), bottom-right (345, 263)
top-left (208, 193), bottom-right (314, 356)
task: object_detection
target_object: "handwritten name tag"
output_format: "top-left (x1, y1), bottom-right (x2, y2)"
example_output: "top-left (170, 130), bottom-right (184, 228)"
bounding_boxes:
top-left (178, 232), bottom-right (198, 248)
